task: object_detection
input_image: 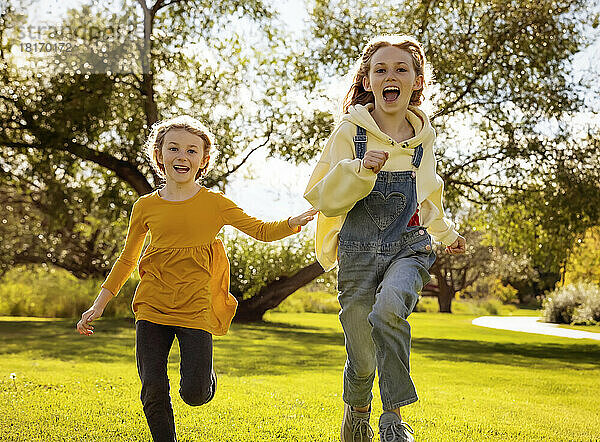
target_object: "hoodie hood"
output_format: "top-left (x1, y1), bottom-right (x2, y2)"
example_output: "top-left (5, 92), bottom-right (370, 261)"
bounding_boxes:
top-left (342, 103), bottom-right (435, 149)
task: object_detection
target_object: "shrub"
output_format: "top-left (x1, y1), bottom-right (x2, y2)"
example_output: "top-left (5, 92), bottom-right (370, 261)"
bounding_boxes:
top-left (0, 264), bottom-right (137, 318)
top-left (460, 278), bottom-right (519, 304)
top-left (493, 280), bottom-right (519, 304)
top-left (543, 282), bottom-right (600, 325)
top-left (223, 228), bottom-right (317, 301)
top-left (273, 289), bottom-right (339, 314)
top-left (451, 299), bottom-right (517, 316)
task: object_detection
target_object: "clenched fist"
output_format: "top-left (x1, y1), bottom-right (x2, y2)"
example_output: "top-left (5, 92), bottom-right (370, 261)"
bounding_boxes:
top-left (362, 150), bottom-right (389, 174)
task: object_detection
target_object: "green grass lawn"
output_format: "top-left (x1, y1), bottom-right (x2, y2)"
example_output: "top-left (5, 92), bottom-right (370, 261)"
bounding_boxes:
top-left (1, 312), bottom-right (599, 441)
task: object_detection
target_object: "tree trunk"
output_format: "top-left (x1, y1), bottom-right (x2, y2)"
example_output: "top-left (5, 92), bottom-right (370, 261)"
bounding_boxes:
top-left (432, 265), bottom-right (453, 313)
top-left (234, 261), bottom-right (325, 322)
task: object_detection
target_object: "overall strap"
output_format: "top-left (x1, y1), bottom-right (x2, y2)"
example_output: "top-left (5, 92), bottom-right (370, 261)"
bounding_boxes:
top-left (353, 126), bottom-right (367, 159)
top-left (411, 143), bottom-right (424, 169)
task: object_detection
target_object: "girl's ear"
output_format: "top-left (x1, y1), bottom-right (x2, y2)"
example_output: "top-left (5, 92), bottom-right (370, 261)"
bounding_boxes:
top-left (362, 76), bottom-right (372, 92)
top-left (413, 74), bottom-right (424, 91)
top-left (200, 154), bottom-right (210, 170)
top-left (155, 148), bottom-right (163, 166)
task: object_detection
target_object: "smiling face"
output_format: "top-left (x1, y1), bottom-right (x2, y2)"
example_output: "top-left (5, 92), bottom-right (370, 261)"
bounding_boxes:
top-left (156, 128), bottom-right (209, 185)
top-left (362, 45), bottom-right (424, 114)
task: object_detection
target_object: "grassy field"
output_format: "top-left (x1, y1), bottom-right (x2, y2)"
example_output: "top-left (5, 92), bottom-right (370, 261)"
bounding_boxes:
top-left (1, 311), bottom-right (599, 441)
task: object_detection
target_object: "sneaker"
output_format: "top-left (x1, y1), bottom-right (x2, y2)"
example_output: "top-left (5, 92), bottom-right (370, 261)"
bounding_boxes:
top-left (378, 411), bottom-right (415, 442)
top-left (340, 403), bottom-right (374, 442)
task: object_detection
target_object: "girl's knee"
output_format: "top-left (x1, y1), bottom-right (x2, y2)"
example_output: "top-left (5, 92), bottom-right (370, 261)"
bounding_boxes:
top-left (370, 287), bottom-right (416, 325)
top-left (180, 385), bottom-right (214, 406)
top-left (179, 372), bottom-right (216, 406)
top-left (347, 357), bottom-right (376, 379)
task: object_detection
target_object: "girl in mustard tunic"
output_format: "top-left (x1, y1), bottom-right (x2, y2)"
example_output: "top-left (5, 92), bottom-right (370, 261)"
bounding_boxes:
top-left (76, 115), bottom-right (317, 441)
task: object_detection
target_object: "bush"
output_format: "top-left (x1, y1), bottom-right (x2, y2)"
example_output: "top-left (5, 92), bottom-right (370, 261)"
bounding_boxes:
top-left (273, 289), bottom-right (339, 314)
top-left (543, 282), bottom-right (600, 325)
top-left (459, 278), bottom-right (519, 304)
top-left (564, 227), bottom-right (600, 286)
top-left (223, 228), bottom-right (317, 301)
top-left (0, 265), bottom-right (137, 318)
top-left (452, 299), bottom-right (517, 316)
top-left (493, 280), bottom-right (519, 304)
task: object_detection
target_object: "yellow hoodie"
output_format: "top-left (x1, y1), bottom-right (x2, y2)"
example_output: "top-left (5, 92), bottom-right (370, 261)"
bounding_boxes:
top-left (304, 104), bottom-right (459, 271)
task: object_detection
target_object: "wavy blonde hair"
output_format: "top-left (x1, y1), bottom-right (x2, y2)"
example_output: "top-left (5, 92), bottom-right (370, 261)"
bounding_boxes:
top-left (145, 115), bottom-right (213, 181)
top-left (342, 34), bottom-right (433, 113)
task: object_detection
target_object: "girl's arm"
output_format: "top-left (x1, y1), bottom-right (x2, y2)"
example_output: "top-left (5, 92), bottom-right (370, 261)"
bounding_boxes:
top-left (76, 200), bottom-right (148, 336)
top-left (76, 287), bottom-right (113, 336)
top-left (419, 146), bottom-right (460, 246)
top-left (288, 208), bottom-right (318, 230)
top-left (304, 124), bottom-right (378, 217)
top-left (100, 200), bottom-right (149, 295)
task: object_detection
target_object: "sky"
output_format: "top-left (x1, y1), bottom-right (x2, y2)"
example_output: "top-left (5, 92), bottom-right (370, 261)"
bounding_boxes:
top-left (6, 0), bottom-right (600, 224)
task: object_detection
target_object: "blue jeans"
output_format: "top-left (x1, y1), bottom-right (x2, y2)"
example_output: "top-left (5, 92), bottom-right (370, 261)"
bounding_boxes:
top-left (338, 229), bottom-right (435, 411)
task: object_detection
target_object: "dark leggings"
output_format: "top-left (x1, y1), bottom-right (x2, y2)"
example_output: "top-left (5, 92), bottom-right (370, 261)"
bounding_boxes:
top-left (136, 320), bottom-right (217, 442)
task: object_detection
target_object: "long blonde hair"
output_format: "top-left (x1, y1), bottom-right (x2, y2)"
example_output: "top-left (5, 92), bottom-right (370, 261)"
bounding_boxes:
top-left (145, 115), bottom-right (213, 181)
top-left (342, 34), bottom-right (432, 114)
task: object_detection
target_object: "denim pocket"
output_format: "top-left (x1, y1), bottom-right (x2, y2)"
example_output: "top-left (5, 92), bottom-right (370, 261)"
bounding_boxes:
top-left (407, 234), bottom-right (433, 255)
top-left (363, 191), bottom-right (406, 230)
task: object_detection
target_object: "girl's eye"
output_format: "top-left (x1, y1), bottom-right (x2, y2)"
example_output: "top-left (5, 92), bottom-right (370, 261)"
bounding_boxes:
top-left (169, 147), bottom-right (178, 151)
top-left (397, 68), bottom-right (407, 72)
top-left (376, 68), bottom-right (386, 73)
top-left (187, 149), bottom-right (196, 154)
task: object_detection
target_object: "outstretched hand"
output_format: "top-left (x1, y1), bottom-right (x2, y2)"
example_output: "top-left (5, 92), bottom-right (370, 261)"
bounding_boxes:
top-left (76, 306), bottom-right (103, 336)
top-left (288, 208), bottom-right (319, 230)
top-left (445, 235), bottom-right (466, 255)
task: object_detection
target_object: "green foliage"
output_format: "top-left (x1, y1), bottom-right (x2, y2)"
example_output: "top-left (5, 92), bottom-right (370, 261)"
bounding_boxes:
top-left (460, 278), bottom-right (519, 304)
top-left (564, 226), bottom-right (600, 285)
top-left (2, 0), bottom-right (599, 314)
top-left (0, 0), bottom-right (331, 278)
top-left (543, 282), bottom-right (600, 325)
top-left (494, 281), bottom-right (519, 304)
top-left (481, 148), bottom-right (600, 280)
top-left (223, 229), bottom-right (316, 301)
top-left (452, 299), bottom-right (518, 316)
top-left (0, 265), bottom-right (137, 318)
top-left (273, 289), bottom-right (339, 313)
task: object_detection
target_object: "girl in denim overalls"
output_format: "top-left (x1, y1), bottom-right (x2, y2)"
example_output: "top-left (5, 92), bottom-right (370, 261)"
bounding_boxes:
top-left (304, 35), bottom-right (466, 442)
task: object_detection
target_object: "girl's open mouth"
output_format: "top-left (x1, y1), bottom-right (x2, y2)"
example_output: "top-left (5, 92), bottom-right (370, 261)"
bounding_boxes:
top-left (173, 165), bottom-right (190, 174)
top-left (382, 86), bottom-right (400, 102)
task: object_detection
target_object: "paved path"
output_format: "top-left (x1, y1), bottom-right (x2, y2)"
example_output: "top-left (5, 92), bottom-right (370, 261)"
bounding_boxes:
top-left (472, 316), bottom-right (600, 341)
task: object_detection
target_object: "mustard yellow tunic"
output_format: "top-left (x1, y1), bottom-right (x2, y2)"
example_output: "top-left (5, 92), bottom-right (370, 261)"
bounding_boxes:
top-left (101, 187), bottom-right (299, 335)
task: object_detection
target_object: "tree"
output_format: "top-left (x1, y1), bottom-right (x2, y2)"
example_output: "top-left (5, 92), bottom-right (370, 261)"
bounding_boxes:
top-left (2, 0), bottom-right (599, 318)
top-left (0, 0), bottom-right (330, 320)
top-left (480, 132), bottom-right (600, 295)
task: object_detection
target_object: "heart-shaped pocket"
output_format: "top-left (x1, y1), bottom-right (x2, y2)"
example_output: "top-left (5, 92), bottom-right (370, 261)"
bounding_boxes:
top-left (363, 191), bottom-right (406, 230)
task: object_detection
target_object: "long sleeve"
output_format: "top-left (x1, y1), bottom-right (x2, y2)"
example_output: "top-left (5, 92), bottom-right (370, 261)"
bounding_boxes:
top-left (418, 147), bottom-right (459, 246)
top-left (219, 195), bottom-right (299, 242)
top-left (421, 178), bottom-right (459, 245)
top-left (101, 200), bottom-right (149, 295)
top-left (304, 124), bottom-right (377, 217)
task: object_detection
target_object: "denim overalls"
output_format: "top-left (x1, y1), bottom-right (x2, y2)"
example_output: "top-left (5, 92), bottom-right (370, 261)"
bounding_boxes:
top-left (337, 126), bottom-right (436, 411)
